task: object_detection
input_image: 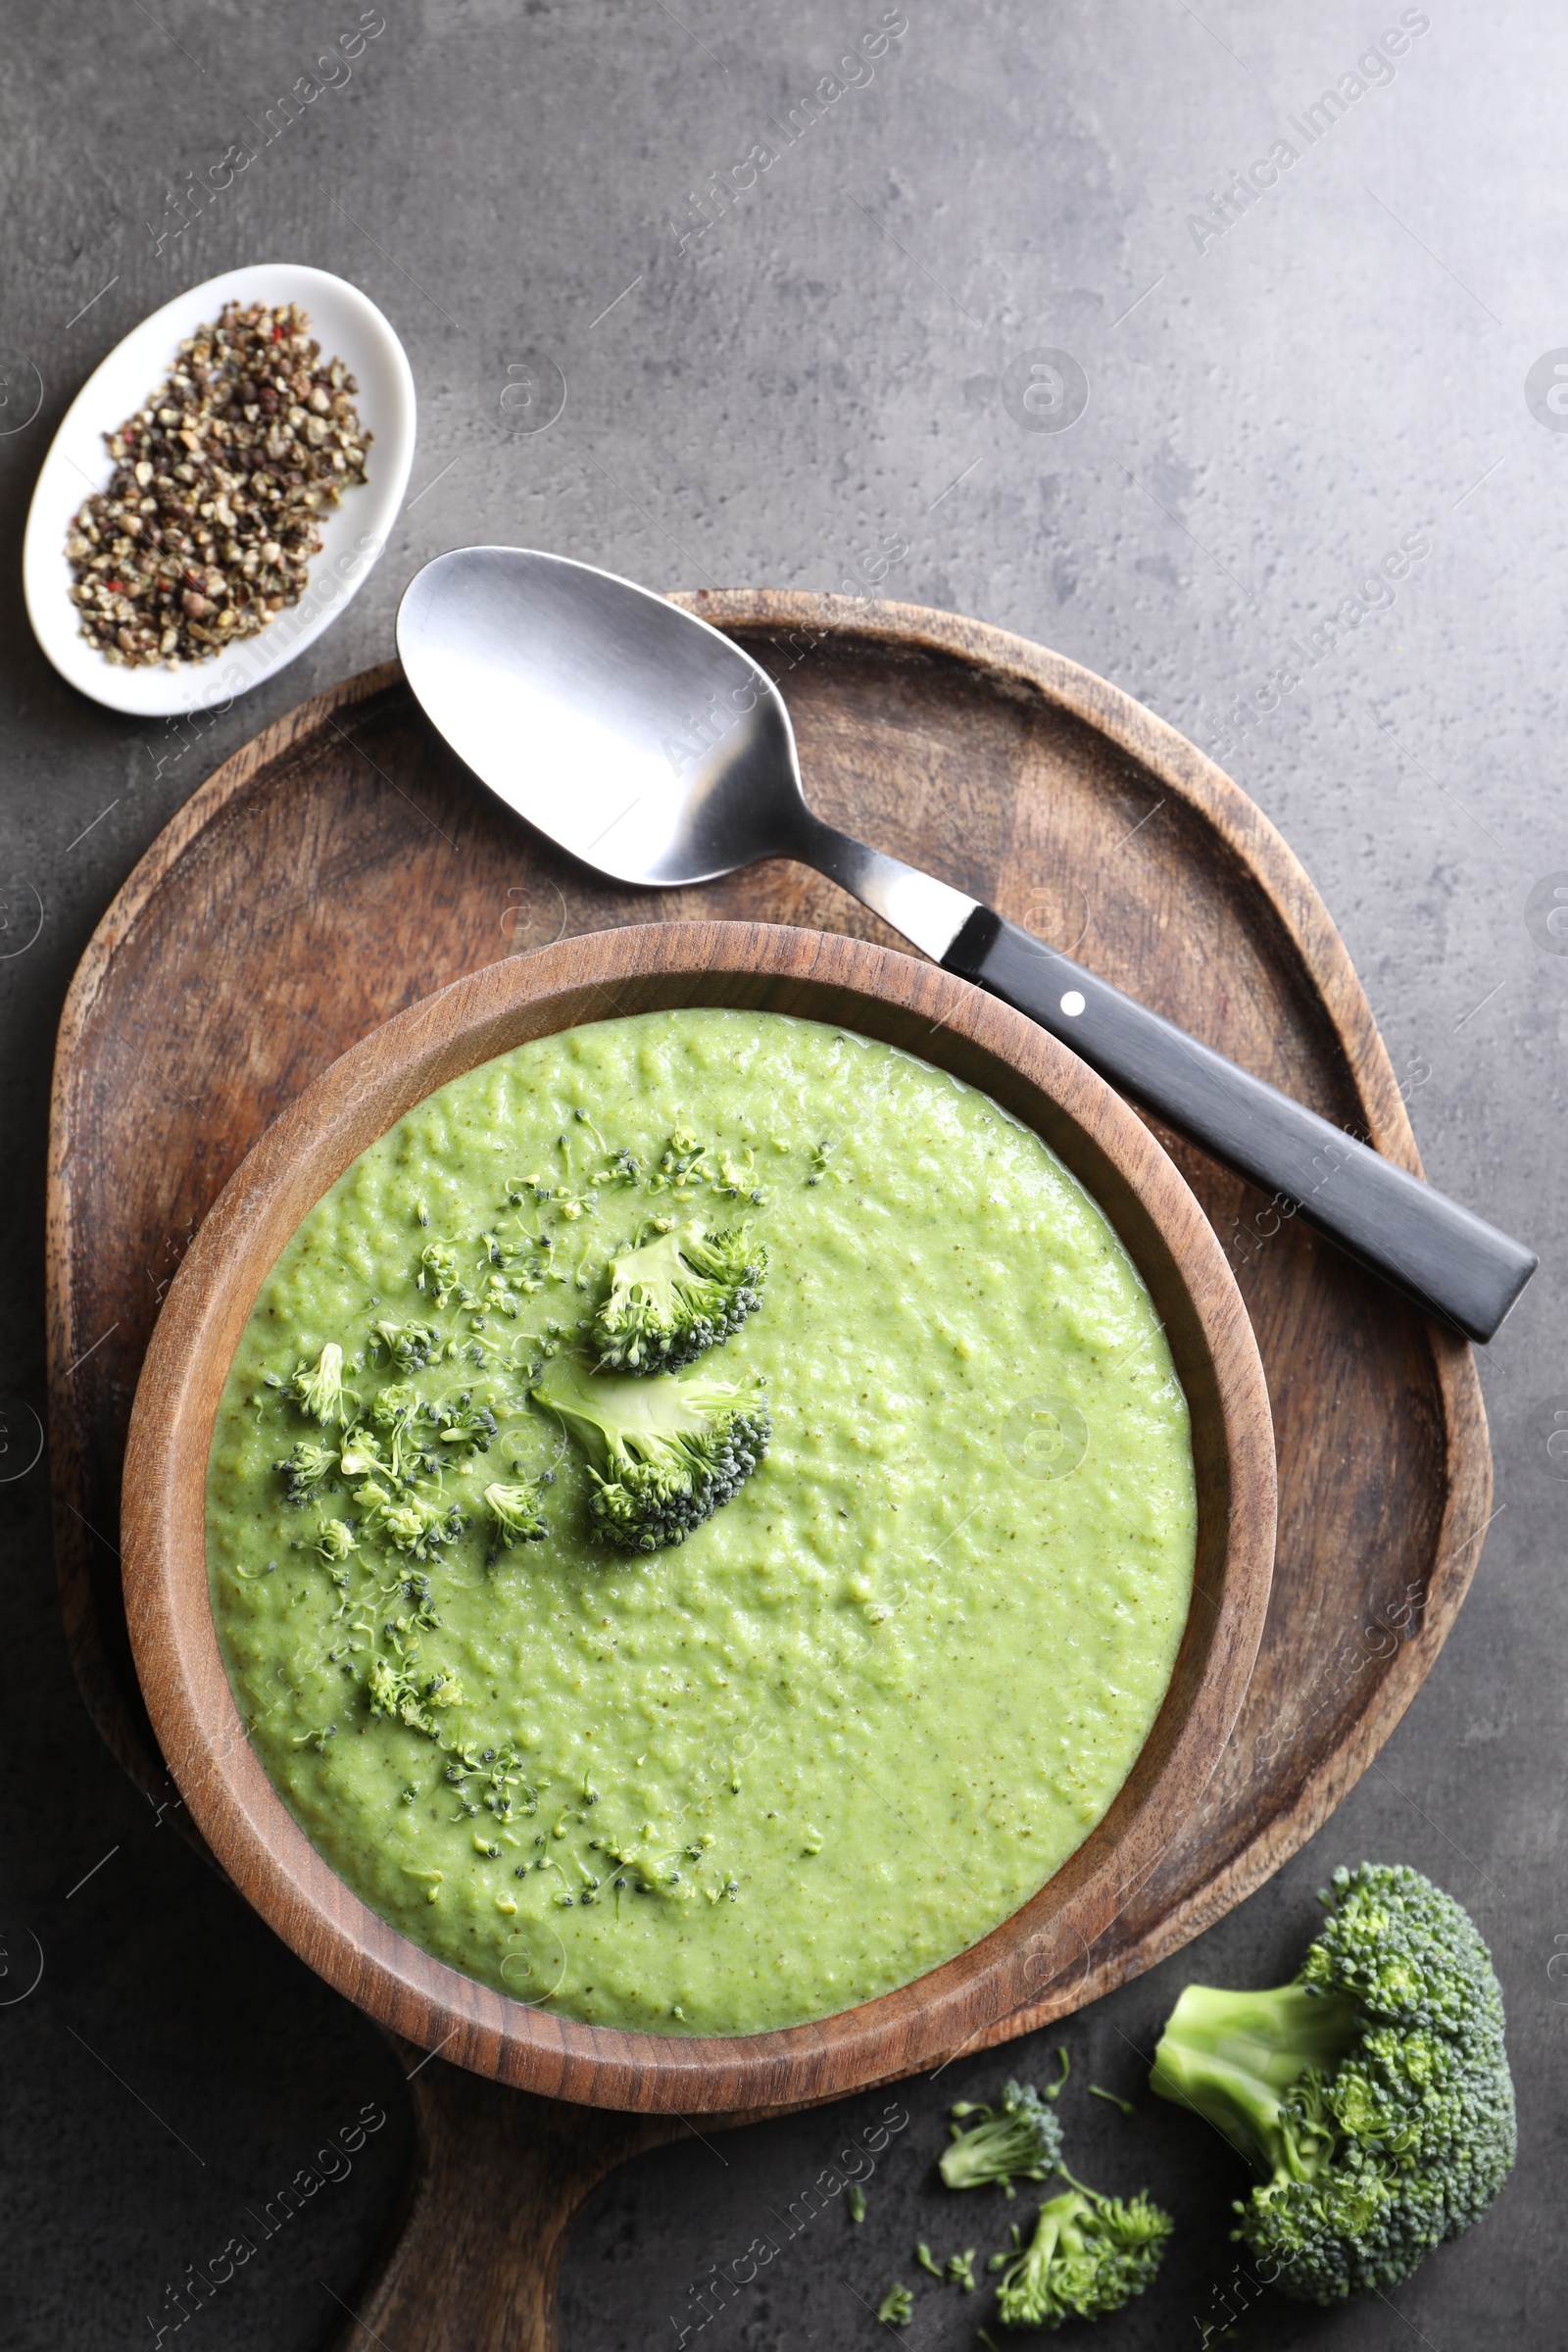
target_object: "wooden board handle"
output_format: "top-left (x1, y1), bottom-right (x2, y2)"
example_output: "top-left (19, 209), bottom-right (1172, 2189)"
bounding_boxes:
top-left (334, 2053), bottom-right (681, 2352)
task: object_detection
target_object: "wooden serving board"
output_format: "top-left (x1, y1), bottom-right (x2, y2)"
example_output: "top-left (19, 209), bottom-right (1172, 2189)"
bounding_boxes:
top-left (47, 592), bottom-right (1491, 2350)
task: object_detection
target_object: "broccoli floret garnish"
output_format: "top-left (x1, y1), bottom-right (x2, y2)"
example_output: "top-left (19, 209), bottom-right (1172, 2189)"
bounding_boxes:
top-left (290, 1343), bottom-right (346, 1424)
top-left (424, 1394), bottom-right (498, 1455)
top-left (1150, 1861), bottom-right (1517, 2304)
top-left (658, 1126), bottom-right (708, 1184)
top-left (417, 1241), bottom-right (466, 1306)
top-left (484, 1479), bottom-right (550, 1546)
top-left (276, 1435), bottom-right (338, 1500)
top-left (988, 2169), bottom-right (1172, 2328)
top-left (593, 1221), bottom-right (766, 1371)
top-left (454, 1739), bottom-right (527, 1821)
top-left (338, 1427), bottom-right (386, 1481)
top-left (477, 1269), bottom-right (526, 1317)
top-left (374, 1318), bottom-right (440, 1371)
top-left (388, 1573), bottom-right (440, 1641)
top-left (940, 2078), bottom-right (1065, 2196)
top-left (315, 1518), bottom-right (359, 1561)
top-left (531, 1353), bottom-right (769, 1553)
top-left (367, 1657), bottom-right (464, 1738)
top-left (371, 1381), bottom-right (418, 1428)
top-left (376, 1494), bottom-right (461, 1559)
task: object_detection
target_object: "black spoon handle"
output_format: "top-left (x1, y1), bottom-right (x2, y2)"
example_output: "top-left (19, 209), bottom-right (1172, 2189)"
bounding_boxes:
top-left (942, 907), bottom-right (1536, 1344)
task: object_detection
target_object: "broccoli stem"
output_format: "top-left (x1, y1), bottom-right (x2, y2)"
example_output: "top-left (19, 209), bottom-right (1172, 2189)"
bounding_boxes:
top-left (1150, 1983), bottom-right (1360, 2177)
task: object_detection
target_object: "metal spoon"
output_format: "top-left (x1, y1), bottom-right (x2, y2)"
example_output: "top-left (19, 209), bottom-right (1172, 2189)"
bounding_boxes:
top-left (396, 547), bottom-right (1535, 1343)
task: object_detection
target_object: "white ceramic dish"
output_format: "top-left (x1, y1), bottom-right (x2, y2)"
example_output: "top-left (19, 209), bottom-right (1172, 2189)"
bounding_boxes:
top-left (23, 264), bottom-right (416, 716)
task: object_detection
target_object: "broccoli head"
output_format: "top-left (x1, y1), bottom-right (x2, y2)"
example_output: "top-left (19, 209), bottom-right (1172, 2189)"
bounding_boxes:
top-left (594, 1221), bottom-right (765, 1371)
top-left (531, 1352), bottom-right (769, 1552)
top-left (988, 2170), bottom-right (1172, 2328)
top-left (1150, 1862), bottom-right (1516, 2303)
top-left (940, 2078), bottom-right (1064, 2196)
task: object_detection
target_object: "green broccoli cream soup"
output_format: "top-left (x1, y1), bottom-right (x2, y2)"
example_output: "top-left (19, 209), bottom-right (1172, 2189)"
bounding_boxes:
top-left (206, 1008), bottom-right (1196, 2036)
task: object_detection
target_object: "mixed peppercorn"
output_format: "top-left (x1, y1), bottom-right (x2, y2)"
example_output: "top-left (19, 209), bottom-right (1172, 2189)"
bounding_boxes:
top-left (65, 298), bottom-right (370, 668)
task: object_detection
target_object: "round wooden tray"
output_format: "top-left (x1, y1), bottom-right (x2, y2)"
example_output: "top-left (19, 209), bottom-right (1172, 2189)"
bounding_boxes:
top-left (47, 592), bottom-right (1492, 2346)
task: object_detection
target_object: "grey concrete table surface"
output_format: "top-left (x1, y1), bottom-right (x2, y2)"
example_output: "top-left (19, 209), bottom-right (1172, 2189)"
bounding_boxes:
top-left (1, 4), bottom-right (1562, 2346)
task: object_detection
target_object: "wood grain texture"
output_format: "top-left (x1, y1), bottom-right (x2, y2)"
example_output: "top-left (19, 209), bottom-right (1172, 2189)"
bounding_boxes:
top-left (348, 2048), bottom-right (685, 2352)
top-left (121, 919), bottom-right (1275, 2109)
top-left (47, 592), bottom-right (1493, 2340)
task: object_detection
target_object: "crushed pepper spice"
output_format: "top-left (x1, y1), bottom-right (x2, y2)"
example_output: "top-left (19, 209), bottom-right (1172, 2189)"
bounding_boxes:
top-left (65, 298), bottom-right (371, 668)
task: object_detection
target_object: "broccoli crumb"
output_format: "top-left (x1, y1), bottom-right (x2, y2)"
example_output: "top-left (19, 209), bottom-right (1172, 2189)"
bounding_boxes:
top-left (988, 2167), bottom-right (1172, 2327)
top-left (940, 2078), bottom-right (1064, 2196)
top-left (914, 2242), bottom-right (975, 2288)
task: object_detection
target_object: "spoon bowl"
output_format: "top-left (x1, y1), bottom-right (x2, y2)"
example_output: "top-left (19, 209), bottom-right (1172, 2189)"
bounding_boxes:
top-left (399, 547), bottom-right (807, 886)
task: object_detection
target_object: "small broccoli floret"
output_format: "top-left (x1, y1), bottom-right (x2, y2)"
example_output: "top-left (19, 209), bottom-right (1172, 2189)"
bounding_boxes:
top-left (484, 1479), bottom-right (550, 1546)
top-left (988, 2171), bottom-right (1172, 2329)
top-left (594, 1221), bottom-right (766, 1371)
top-left (374, 1319), bottom-right (440, 1371)
top-left (940, 2079), bottom-right (1065, 2196)
top-left (1150, 1862), bottom-right (1517, 2304)
top-left (417, 1241), bottom-right (465, 1305)
top-left (875, 2283), bottom-right (912, 2327)
top-left (532, 1353), bottom-right (769, 1552)
top-left (337, 1427), bottom-right (385, 1481)
top-left (375, 1494), bottom-right (460, 1559)
top-left (315, 1518), bottom-right (359, 1562)
top-left (371, 1381), bottom-right (418, 1428)
top-left (367, 1657), bottom-right (463, 1738)
top-left (276, 1435), bottom-right (338, 1500)
top-left (424, 1394), bottom-right (498, 1455)
top-left (290, 1343), bottom-right (346, 1424)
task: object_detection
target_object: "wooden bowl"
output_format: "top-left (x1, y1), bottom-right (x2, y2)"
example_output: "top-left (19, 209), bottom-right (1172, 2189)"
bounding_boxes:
top-left (122, 921), bottom-right (1275, 2114)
